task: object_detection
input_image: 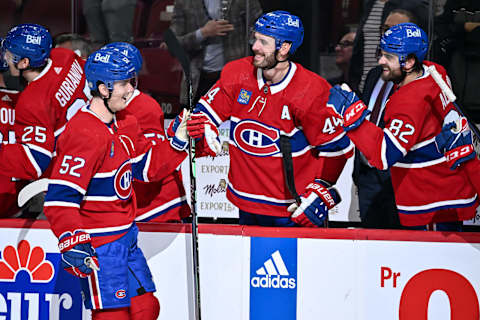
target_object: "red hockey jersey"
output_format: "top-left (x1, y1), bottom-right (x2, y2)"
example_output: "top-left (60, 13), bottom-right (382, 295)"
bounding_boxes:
top-left (0, 88), bottom-right (21, 218)
top-left (43, 107), bottom-right (187, 247)
top-left (0, 48), bottom-right (89, 180)
top-left (196, 57), bottom-right (353, 217)
top-left (118, 90), bottom-right (190, 222)
top-left (348, 61), bottom-right (477, 226)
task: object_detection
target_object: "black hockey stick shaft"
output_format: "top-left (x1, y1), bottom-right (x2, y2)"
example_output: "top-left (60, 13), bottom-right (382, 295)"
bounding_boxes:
top-left (164, 28), bottom-right (202, 320)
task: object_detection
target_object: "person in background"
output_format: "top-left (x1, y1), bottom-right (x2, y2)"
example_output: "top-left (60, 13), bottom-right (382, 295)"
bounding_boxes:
top-left (54, 33), bottom-right (93, 60)
top-left (105, 41), bottom-right (191, 223)
top-left (328, 30), bottom-right (356, 87)
top-left (169, 0), bottom-right (262, 107)
top-left (347, 0), bottom-right (429, 93)
top-left (82, 0), bottom-right (137, 49)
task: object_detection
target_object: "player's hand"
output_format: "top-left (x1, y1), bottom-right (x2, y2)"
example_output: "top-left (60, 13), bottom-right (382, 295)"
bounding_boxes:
top-left (327, 84), bottom-right (369, 131)
top-left (201, 19), bottom-right (234, 37)
top-left (435, 117), bottom-right (476, 170)
top-left (58, 231), bottom-right (99, 278)
top-left (287, 179), bottom-right (341, 227)
top-left (167, 109), bottom-right (191, 151)
top-left (187, 113), bottom-right (221, 157)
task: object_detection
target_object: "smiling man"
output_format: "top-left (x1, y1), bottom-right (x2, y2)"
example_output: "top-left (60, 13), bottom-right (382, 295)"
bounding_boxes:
top-left (170, 11), bottom-right (354, 227)
top-left (328, 23), bottom-right (478, 231)
top-left (43, 48), bottom-right (189, 319)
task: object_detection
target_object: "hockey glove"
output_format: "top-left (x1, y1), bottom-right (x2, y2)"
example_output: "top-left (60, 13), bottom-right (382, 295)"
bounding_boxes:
top-left (187, 113), bottom-right (221, 157)
top-left (58, 231), bottom-right (99, 278)
top-left (435, 117), bottom-right (476, 170)
top-left (327, 84), bottom-right (369, 131)
top-left (287, 179), bottom-right (341, 227)
top-left (166, 109), bottom-right (190, 151)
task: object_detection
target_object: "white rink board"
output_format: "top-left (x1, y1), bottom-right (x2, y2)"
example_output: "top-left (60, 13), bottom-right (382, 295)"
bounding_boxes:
top-left (1, 222), bottom-right (480, 319)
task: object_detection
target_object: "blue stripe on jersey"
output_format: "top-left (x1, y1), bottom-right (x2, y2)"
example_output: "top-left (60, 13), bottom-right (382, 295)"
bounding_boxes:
top-left (397, 141), bottom-right (443, 164)
top-left (44, 183), bottom-right (83, 205)
top-left (228, 185), bottom-right (290, 207)
top-left (316, 134), bottom-right (351, 154)
top-left (86, 176), bottom-right (116, 197)
top-left (384, 133), bottom-right (405, 168)
top-left (131, 150), bottom-right (150, 182)
top-left (289, 131), bottom-right (309, 153)
top-left (29, 148), bottom-right (52, 174)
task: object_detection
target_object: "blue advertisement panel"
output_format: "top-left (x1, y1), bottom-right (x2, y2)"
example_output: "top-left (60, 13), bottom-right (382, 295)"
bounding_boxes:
top-left (0, 240), bottom-right (83, 319)
top-left (250, 237), bottom-right (297, 320)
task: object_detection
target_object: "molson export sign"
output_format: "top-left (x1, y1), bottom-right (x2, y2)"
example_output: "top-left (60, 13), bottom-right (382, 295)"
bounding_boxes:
top-left (0, 240), bottom-right (83, 319)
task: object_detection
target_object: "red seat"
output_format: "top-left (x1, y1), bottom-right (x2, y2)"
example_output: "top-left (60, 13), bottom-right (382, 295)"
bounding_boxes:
top-left (145, 0), bottom-right (174, 38)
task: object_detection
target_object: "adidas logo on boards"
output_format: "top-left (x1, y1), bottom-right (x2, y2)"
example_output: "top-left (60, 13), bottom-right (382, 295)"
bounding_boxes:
top-left (250, 250), bottom-right (296, 289)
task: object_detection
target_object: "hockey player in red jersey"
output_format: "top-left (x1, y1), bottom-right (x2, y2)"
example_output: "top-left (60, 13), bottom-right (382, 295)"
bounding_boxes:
top-left (170, 11), bottom-right (353, 227)
top-left (327, 23), bottom-right (477, 230)
top-left (105, 42), bottom-right (190, 223)
top-left (43, 48), bottom-right (189, 319)
top-left (0, 46), bottom-right (21, 217)
top-left (0, 23), bottom-right (90, 181)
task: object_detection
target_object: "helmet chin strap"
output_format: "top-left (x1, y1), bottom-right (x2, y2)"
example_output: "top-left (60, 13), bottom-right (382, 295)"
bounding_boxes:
top-left (262, 49), bottom-right (288, 70)
top-left (102, 92), bottom-right (115, 114)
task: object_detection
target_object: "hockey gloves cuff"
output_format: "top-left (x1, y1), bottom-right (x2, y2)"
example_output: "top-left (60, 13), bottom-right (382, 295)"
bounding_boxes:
top-left (167, 109), bottom-right (191, 151)
top-left (435, 117), bottom-right (476, 170)
top-left (187, 113), bottom-right (221, 157)
top-left (58, 231), bottom-right (99, 278)
top-left (327, 84), bottom-right (369, 131)
top-left (288, 179), bottom-right (341, 227)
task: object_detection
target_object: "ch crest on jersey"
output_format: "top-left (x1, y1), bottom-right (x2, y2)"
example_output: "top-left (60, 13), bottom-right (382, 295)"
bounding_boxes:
top-left (114, 160), bottom-right (133, 200)
top-left (233, 119), bottom-right (280, 156)
top-left (237, 89), bottom-right (252, 105)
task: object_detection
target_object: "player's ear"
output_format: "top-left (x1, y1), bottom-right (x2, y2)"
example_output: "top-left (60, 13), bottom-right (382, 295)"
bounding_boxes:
top-left (97, 83), bottom-right (110, 98)
top-left (278, 42), bottom-right (291, 59)
top-left (17, 57), bottom-right (30, 70)
top-left (404, 56), bottom-right (416, 71)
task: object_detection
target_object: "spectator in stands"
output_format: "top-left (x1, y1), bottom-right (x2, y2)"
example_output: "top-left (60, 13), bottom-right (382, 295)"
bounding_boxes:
top-left (353, 9), bottom-right (418, 229)
top-left (328, 30), bottom-right (356, 86)
top-left (54, 33), bottom-right (92, 60)
top-left (347, 0), bottom-right (429, 93)
top-left (434, 0), bottom-right (480, 123)
top-left (169, 0), bottom-right (262, 107)
top-left (82, 0), bottom-right (137, 49)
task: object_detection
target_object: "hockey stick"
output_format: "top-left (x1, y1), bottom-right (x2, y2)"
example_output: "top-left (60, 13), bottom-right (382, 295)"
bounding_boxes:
top-left (426, 65), bottom-right (480, 142)
top-left (163, 28), bottom-right (202, 320)
top-left (17, 178), bottom-right (49, 207)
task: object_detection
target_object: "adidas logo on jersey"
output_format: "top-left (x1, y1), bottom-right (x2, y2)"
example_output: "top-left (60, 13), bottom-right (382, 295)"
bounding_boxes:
top-left (250, 250), bottom-right (296, 289)
top-left (1, 95), bottom-right (12, 102)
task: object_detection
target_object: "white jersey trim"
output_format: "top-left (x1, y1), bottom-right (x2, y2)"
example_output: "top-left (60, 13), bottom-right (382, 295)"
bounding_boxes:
top-left (229, 182), bottom-right (294, 204)
top-left (84, 222), bottom-right (133, 235)
top-left (198, 98), bottom-right (223, 125)
top-left (22, 145), bottom-right (43, 178)
top-left (393, 157), bottom-right (446, 168)
top-left (135, 195), bottom-right (187, 221)
top-left (397, 195), bottom-right (478, 212)
top-left (43, 201), bottom-right (80, 208)
top-left (256, 62), bottom-right (297, 95)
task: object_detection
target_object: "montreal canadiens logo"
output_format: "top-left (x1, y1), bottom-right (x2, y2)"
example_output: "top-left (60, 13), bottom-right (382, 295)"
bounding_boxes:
top-left (114, 160), bottom-right (133, 200)
top-left (233, 120), bottom-right (280, 156)
top-left (115, 289), bottom-right (127, 299)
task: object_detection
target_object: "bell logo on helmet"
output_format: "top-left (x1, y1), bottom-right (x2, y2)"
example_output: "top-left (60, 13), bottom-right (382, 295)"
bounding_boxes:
top-left (406, 28), bottom-right (421, 38)
top-left (93, 52), bottom-right (110, 63)
top-left (26, 35), bottom-right (41, 45)
top-left (286, 17), bottom-right (300, 28)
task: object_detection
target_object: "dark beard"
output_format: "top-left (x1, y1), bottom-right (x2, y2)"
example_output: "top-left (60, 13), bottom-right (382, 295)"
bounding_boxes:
top-left (253, 51), bottom-right (277, 69)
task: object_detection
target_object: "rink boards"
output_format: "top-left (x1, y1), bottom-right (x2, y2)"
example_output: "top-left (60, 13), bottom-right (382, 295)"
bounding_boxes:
top-left (0, 220), bottom-right (479, 319)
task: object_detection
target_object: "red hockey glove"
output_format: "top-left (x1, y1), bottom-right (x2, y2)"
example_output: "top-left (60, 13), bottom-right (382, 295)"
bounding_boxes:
top-left (288, 179), bottom-right (341, 227)
top-left (58, 231), bottom-right (99, 278)
top-left (187, 113), bottom-right (221, 157)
